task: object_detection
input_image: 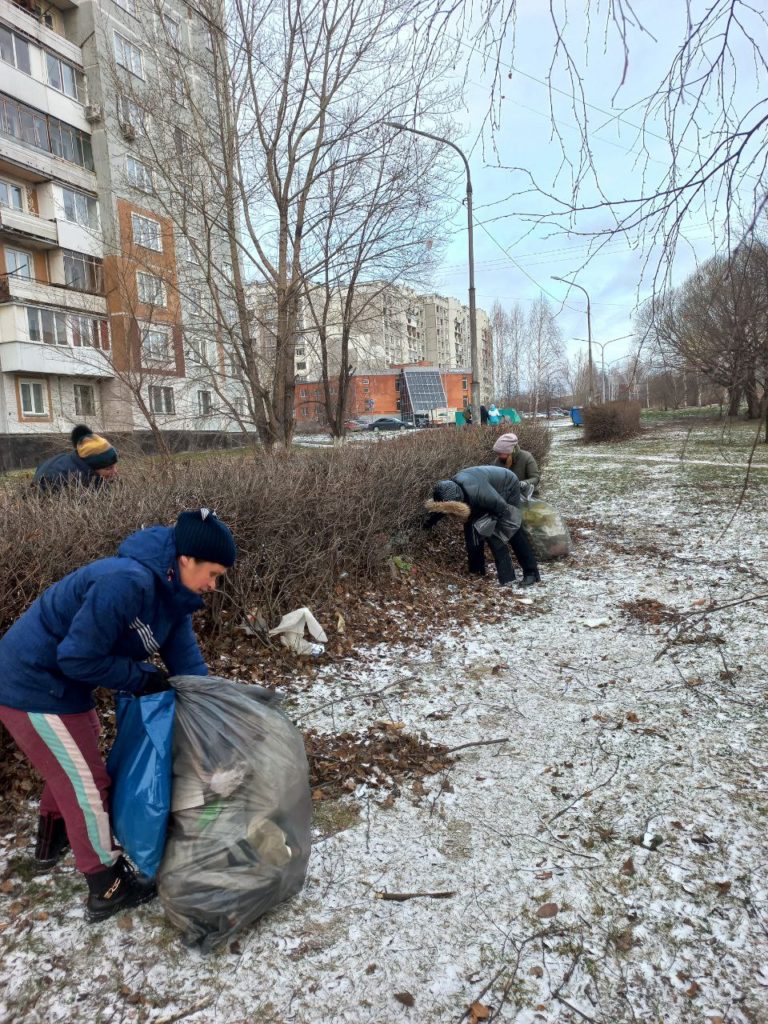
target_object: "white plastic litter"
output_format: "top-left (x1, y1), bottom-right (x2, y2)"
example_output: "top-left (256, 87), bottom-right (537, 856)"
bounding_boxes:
top-left (269, 607), bottom-right (328, 656)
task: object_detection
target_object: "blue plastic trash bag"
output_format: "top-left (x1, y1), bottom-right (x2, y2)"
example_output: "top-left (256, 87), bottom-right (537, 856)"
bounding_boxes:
top-left (107, 690), bottom-right (176, 877)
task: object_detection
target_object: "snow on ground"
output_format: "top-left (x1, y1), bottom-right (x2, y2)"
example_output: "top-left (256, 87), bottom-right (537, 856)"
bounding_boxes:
top-left (1, 420), bottom-right (767, 1023)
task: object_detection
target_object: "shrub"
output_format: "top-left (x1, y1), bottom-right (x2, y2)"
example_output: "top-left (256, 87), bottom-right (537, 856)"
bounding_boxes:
top-left (582, 401), bottom-right (642, 442)
top-left (0, 424), bottom-right (549, 633)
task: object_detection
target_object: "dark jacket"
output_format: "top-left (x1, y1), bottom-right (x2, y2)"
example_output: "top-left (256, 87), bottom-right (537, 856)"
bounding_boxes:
top-left (453, 465), bottom-right (522, 514)
top-left (34, 450), bottom-right (103, 492)
top-left (0, 526), bottom-right (207, 714)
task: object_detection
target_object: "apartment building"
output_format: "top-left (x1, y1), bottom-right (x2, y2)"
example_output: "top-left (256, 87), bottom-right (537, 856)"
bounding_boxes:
top-left (422, 294), bottom-right (493, 401)
top-left (0, 0), bottom-right (238, 463)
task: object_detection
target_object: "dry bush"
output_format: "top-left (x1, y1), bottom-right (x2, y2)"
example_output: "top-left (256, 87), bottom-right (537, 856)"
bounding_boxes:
top-left (0, 426), bottom-right (541, 634)
top-left (583, 401), bottom-right (642, 442)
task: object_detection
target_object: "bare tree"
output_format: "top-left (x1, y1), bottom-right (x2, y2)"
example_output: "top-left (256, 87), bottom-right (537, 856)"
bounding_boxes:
top-left (525, 295), bottom-right (564, 415)
top-left (103, 0), bottom-right (451, 448)
top-left (491, 300), bottom-right (526, 407)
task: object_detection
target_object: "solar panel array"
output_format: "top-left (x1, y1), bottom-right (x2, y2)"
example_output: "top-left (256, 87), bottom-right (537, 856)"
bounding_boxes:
top-left (401, 369), bottom-right (447, 414)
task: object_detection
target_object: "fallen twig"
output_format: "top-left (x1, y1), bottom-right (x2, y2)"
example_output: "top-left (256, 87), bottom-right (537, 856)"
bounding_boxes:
top-left (445, 737), bottom-right (509, 755)
top-left (154, 998), bottom-right (215, 1024)
top-left (374, 890), bottom-right (455, 901)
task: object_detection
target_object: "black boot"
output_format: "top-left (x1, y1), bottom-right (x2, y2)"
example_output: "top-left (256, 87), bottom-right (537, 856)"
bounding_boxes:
top-left (85, 857), bottom-right (157, 923)
top-left (518, 572), bottom-right (541, 587)
top-left (35, 814), bottom-right (70, 869)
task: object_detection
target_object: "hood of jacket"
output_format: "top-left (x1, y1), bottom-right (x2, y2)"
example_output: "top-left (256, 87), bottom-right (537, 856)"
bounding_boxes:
top-left (118, 525), bottom-right (204, 614)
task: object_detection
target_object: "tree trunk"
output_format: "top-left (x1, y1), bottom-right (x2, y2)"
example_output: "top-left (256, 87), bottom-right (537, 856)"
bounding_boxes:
top-left (727, 386), bottom-right (741, 417)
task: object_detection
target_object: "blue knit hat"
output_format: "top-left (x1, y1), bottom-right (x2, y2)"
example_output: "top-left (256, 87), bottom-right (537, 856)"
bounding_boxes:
top-left (174, 508), bottom-right (237, 567)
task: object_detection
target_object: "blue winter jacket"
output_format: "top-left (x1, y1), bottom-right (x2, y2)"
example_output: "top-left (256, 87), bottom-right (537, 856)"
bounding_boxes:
top-left (34, 450), bottom-right (103, 492)
top-left (0, 526), bottom-right (207, 714)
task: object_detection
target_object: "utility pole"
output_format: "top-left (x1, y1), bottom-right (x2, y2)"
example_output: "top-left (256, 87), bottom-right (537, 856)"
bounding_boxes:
top-left (553, 276), bottom-right (593, 404)
top-left (384, 122), bottom-right (480, 423)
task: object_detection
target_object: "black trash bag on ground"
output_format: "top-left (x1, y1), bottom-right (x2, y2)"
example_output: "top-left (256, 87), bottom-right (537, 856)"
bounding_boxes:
top-left (158, 675), bottom-right (312, 952)
top-left (521, 497), bottom-right (572, 560)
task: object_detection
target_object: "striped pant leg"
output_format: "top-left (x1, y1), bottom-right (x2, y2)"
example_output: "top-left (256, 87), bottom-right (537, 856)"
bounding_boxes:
top-left (0, 705), bottom-right (117, 875)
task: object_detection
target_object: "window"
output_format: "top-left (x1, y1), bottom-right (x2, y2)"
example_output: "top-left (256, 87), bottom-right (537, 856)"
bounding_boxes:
top-left (197, 389), bottom-right (213, 415)
top-left (126, 155), bottom-right (153, 191)
top-left (117, 94), bottom-right (147, 132)
top-left (61, 187), bottom-right (99, 229)
top-left (461, 376), bottom-right (468, 390)
top-left (0, 25), bottom-right (31, 75)
top-left (137, 271), bottom-right (166, 306)
top-left (0, 94), bottom-right (94, 169)
top-left (45, 53), bottom-right (86, 103)
top-left (299, 388), bottom-right (307, 399)
top-left (131, 213), bottom-right (162, 251)
top-left (113, 32), bottom-right (144, 78)
top-left (296, 361), bottom-right (306, 371)
top-left (20, 379), bottom-right (46, 416)
top-left (113, 0), bottom-right (137, 16)
top-left (203, 23), bottom-right (214, 51)
top-left (161, 11), bottom-right (181, 48)
top-left (149, 385), bottom-right (175, 414)
top-left (361, 378), bottom-right (369, 385)
top-left (5, 247), bottom-right (32, 279)
top-left (74, 383), bottom-right (95, 416)
top-left (395, 379), bottom-right (400, 392)
top-left (174, 126), bottom-right (189, 160)
top-left (27, 306), bottom-right (67, 345)
top-left (395, 398), bottom-right (401, 410)
top-left (233, 396), bottom-right (246, 417)
top-left (141, 326), bottom-right (171, 364)
top-left (0, 179), bottom-right (23, 210)
top-left (71, 314), bottom-right (100, 347)
top-left (178, 235), bottom-right (195, 262)
top-left (63, 249), bottom-right (103, 293)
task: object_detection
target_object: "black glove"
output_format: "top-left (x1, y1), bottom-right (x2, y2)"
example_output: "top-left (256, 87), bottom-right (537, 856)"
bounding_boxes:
top-left (422, 512), bottom-right (444, 531)
top-left (136, 668), bottom-right (171, 696)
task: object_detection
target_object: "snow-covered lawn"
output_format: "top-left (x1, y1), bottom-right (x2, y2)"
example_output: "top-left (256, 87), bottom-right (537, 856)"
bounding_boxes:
top-left (2, 420), bottom-right (767, 1023)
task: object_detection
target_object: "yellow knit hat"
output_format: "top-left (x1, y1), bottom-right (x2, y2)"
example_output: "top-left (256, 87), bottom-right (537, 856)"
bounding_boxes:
top-left (71, 424), bottom-right (118, 469)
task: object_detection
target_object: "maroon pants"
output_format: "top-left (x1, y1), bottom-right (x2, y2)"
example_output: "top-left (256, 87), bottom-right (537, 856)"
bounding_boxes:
top-left (0, 705), bottom-right (117, 875)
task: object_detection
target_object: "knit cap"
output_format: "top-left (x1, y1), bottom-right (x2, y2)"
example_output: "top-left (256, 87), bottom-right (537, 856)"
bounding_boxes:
top-left (174, 508), bottom-right (237, 567)
top-left (492, 432), bottom-right (519, 455)
top-left (71, 424), bottom-right (118, 470)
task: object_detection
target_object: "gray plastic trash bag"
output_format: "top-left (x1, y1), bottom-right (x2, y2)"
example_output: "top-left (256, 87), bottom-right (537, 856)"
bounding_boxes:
top-left (158, 675), bottom-right (312, 952)
top-left (521, 498), bottom-right (572, 560)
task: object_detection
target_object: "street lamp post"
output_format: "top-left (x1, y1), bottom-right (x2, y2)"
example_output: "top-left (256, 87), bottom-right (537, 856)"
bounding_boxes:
top-left (573, 334), bottom-right (633, 402)
top-left (384, 121), bottom-right (480, 423)
top-left (552, 276), bottom-right (593, 404)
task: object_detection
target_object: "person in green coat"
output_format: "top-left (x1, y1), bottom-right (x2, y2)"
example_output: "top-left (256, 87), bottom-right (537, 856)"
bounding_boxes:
top-left (492, 433), bottom-right (541, 494)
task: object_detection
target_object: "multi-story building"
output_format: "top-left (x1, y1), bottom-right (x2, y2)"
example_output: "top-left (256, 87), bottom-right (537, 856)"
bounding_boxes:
top-left (422, 293), bottom-right (494, 401)
top-left (0, 0), bottom-right (238, 465)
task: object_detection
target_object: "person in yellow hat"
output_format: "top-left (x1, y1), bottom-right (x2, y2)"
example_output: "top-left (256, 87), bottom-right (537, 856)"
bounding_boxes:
top-left (34, 424), bottom-right (118, 492)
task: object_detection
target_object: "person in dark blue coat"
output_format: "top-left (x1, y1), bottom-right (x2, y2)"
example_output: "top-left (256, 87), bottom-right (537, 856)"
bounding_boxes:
top-left (424, 465), bottom-right (541, 587)
top-left (34, 424), bottom-right (119, 492)
top-left (0, 508), bottom-right (237, 923)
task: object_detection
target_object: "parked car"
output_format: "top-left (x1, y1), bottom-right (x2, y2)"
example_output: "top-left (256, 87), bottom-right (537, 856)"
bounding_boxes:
top-left (365, 416), bottom-right (415, 432)
top-left (344, 418), bottom-right (366, 431)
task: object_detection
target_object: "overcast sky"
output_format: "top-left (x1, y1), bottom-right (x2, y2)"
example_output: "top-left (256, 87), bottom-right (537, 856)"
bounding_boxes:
top-left (427, 0), bottom-right (760, 364)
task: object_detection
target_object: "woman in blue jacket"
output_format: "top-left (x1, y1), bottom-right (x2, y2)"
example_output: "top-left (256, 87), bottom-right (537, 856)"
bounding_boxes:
top-left (0, 508), bottom-right (236, 923)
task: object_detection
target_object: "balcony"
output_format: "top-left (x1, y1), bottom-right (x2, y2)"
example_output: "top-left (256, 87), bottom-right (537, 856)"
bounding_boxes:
top-left (1, 0), bottom-right (82, 54)
top-left (0, 135), bottom-right (96, 192)
top-left (0, 206), bottom-right (58, 248)
top-left (0, 274), bottom-right (107, 315)
top-left (0, 339), bottom-right (112, 377)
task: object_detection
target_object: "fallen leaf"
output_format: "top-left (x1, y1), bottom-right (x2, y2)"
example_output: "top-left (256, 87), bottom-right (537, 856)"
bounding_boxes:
top-left (713, 880), bottom-right (732, 894)
top-left (613, 927), bottom-right (634, 951)
top-left (469, 1002), bottom-right (491, 1022)
top-left (34, 911), bottom-right (49, 922)
top-left (394, 992), bottom-right (415, 1007)
top-left (117, 915), bottom-right (133, 931)
top-left (0, 880), bottom-right (14, 894)
top-left (336, 613), bottom-right (346, 634)
top-left (529, 965), bottom-right (544, 977)
top-left (535, 871), bottom-right (553, 881)
top-left (535, 902), bottom-right (559, 919)
top-left (626, 711), bottom-right (639, 723)
top-left (229, 940), bottom-right (242, 955)
top-left (311, 788), bottom-right (326, 802)
top-left (620, 857), bottom-right (636, 876)
top-left (686, 980), bottom-right (700, 998)
top-left (365, 964), bottom-right (377, 975)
